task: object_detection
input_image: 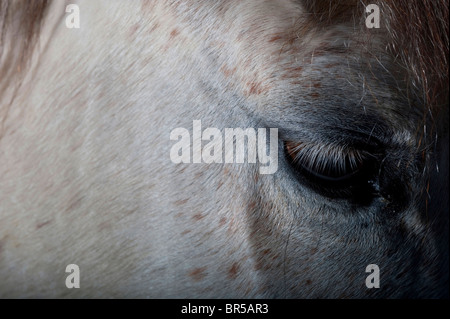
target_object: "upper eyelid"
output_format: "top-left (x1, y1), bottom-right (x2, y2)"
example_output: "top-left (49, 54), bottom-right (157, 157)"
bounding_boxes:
top-left (285, 141), bottom-right (365, 174)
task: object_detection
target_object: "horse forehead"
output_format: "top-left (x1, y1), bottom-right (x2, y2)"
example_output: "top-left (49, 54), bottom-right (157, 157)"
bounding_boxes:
top-left (149, 3), bottom-right (405, 129)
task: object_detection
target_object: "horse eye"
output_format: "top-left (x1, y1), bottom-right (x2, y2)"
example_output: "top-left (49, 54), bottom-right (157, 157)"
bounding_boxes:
top-left (284, 140), bottom-right (379, 200)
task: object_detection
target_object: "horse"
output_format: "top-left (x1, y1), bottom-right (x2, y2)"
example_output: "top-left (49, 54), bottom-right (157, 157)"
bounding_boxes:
top-left (0, 0), bottom-right (448, 298)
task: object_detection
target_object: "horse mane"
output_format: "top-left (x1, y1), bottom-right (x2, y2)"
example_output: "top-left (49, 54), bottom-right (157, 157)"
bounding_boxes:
top-left (0, 0), bottom-right (49, 76)
top-left (303, 0), bottom-right (449, 110)
top-left (383, 0), bottom-right (448, 109)
top-left (0, 0), bottom-right (448, 110)
top-left (0, 0), bottom-right (49, 127)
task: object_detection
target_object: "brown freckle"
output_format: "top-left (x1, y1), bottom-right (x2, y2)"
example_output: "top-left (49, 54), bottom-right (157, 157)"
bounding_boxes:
top-left (310, 92), bottom-right (320, 99)
top-left (181, 229), bottom-right (191, 235)
top-left (237, 29), bottom-right (249, 41)
top-left (282, 66), bottom-right (304, 80)
top-left (228, 262), bottom-right (239, 279)
top-left (254, 261), bottom-right (263, 271)
top-left (189, 267), bottom-right (207, 281)
top-left (174, 198), bottom-right (188, 206)
top-left (36, 220), bottom-right (52, 230)
top-left (262, 249), bottom-right (271, 256)
top-left (313, 82), bottom-right (321, 88)
top-left (141, 1), bottom-right (156, 12)
top-left (128, 23), bottom-right (140, 37)
top-left (263, 264), bottom-right (272, 271)
top-left (97, 90), bottom-right (106, 100)
top-left (249, 83), bottom-right (259, 95)
top-left (269, 35), bottom-right (282, 42)
top-left (195, 171), bottom-right (203, 179)
top-left (170, 28), bottom-right (180, 38)
top-left (65, 194), bottom-right (84, 213)
top-left (192, 213), bottom-right (204, 221)
top-left (247, 82), bottom-right (266, 95)
top-left (219, 217), bottom-right (227, 226)
top-left (310, 247), bottom-right (318, 254)
top-left (248, 201), bottom-right (257, 211)
top-left (98, 221), bottom-right (111, 231)
top-left (70, 141), bottom-right (83, 152)
top-left (220, 65), bottom-right (236, 78)
top-left (217, 180), bottom-right (224, 190)
top-left (150, 23), bottom-right (159, 32)
top-left (211, 40), bottom-right (225, 48)
top-left (227, 217), bottom-right (237, 235)
top-left (291, 66), bottom-right (303, 72)
top-left (125, 208), bottom-right (137, 215)
top-left (305, 279), bottom-right (312, 285)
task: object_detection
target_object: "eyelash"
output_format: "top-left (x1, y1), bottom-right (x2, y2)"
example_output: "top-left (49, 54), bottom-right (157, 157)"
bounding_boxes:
top-left (285, 140), bottom-right (379, 200)
top-left (286, 141), bottom-right (365, 176)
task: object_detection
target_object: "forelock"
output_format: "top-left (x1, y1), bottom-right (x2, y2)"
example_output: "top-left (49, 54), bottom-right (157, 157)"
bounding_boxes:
top-left (0, 0), bottom-right (49, 84)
